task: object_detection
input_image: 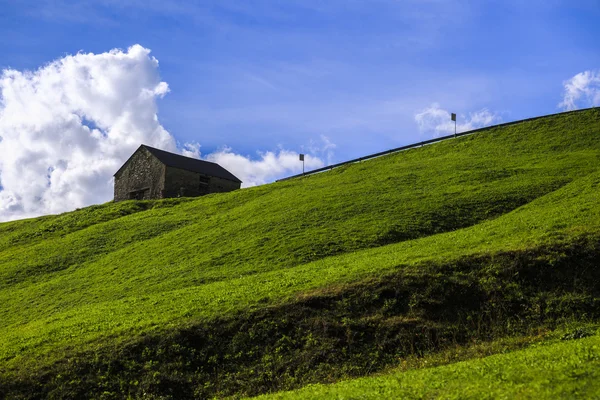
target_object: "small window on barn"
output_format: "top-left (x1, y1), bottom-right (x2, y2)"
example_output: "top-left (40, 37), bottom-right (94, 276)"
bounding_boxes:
top-left (129, 188), bottom-right (148, 200)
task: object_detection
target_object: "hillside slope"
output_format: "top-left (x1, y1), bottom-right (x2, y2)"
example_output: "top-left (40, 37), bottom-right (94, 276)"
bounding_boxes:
top-left (256, 330), bottom-right (600, 399)
top-left (1, 108), bottom-right (600, 398)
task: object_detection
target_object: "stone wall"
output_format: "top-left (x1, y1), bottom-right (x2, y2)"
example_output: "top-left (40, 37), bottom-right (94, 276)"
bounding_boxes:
top-left (163, 166), bottom-right (240, 198)
top-left (207, 175), bottom-right (241, 194)
top-left (114, 149), bottom-right (241, 201)
top-left (114, 147), bottom-right (166, 201)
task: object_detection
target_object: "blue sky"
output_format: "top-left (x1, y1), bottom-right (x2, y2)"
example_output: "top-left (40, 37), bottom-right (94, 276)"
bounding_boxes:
top-left (1, 1), bottom-right (600, 221)
top-left (2, 0), bottom-right (599, 160)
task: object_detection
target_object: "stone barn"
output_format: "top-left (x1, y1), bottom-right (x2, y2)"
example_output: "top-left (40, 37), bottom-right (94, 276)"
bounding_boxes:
top-left (114, 145), bottom-right (242, 202)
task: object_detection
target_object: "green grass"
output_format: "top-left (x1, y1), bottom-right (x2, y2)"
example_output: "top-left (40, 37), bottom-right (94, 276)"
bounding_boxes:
top-left (1, 109), bottom-right (600, 398)
top-left (254, 329), bottom-right (600, 399)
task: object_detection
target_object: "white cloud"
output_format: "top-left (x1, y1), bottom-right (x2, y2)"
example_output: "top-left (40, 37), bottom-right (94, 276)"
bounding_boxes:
top-left (0, 44), bottom-right (175, 221)
top-left (558, 70), bottom-right (600, 111)
top-left (0, 45), bottom-right (330, 222)
top-left (414, 103), bottom-right (502, 137)
top-left (206, 148), bottom-right (324, 187)
top-left (178, 139), bottom-right (328, 187)
top-left (306, 134), bottom-right (336, 166)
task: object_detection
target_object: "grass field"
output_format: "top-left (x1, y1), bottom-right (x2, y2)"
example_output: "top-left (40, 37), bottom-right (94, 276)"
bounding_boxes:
top-left (1, 108), bottom-right (600, 398)
top-left (255, 328), bottom-right (600, 399)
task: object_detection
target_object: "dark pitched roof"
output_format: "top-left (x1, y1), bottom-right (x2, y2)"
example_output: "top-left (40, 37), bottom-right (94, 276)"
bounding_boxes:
top-left (115, 145), bottom-right (242, 183)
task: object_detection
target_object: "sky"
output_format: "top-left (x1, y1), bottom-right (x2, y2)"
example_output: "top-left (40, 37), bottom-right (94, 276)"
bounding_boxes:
top-left (0, 0), bottom-right (600, 221)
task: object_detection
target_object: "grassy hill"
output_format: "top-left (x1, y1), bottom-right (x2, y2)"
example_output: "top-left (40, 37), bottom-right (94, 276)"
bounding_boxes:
top-left (255, 328), bottom-right (600, 399)
top-left (1, 108), bottom-right (600, 399)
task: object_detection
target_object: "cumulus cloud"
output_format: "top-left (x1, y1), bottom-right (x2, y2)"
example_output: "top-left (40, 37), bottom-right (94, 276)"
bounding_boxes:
top-left (0, 45), bottom-right (330, 222)
top-left (206, 148), bottom-right (324, 187)
top-left (558, 70), bottom-right (600, 111)
top-left (0, 44), bottom-right (175, 221)
top-left (414, 103), bottom-right (502, 137)
top-left (177, 138), bottom-right (330, 187)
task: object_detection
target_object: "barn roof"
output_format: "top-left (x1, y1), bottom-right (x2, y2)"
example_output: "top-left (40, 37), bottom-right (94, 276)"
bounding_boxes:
top-left (115, 145), bottom-right (242, 183)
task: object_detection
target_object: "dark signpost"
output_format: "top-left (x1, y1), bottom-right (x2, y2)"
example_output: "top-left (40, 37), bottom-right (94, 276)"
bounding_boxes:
top-left (450, 113), bottom-right (456, 137)
top-left (299, 153), bottom-right (305, 175)
top-left (451, 113), bottom-right (457, 138)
